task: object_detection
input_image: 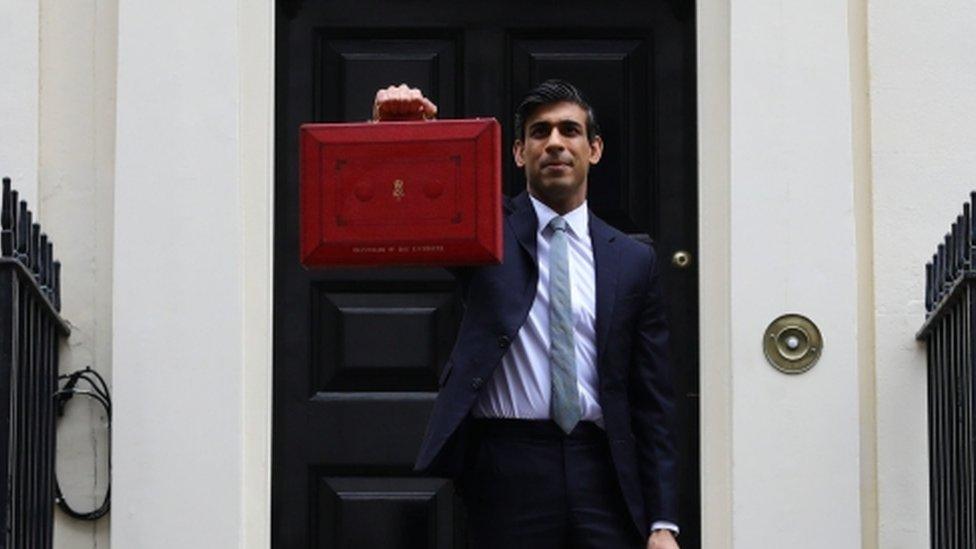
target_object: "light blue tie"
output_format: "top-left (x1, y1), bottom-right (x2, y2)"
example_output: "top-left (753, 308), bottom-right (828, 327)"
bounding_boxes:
top-left (547, 216), bottom-right (581, 434)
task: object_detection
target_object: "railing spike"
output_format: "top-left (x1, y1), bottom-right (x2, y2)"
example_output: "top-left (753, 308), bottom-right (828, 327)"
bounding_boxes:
top-left (30, 222), bottom-right (40, 278)
top-left (959, 215), bottom-right (965, 271)
top-left (950, 221), bottom-right (959, 280)
top-left (937, 243), bottom-right (946, 302)
top-left (943, 236), bottom-right (951, 297)
top-left (23, 208), bottom-right (34, 271)
top-left (53, 260), bottom-right (61, 312)
top-left (957, 215), bottom-right (965, 274)
top-left (970, 191), bottom-right (976, 269)
top-left (946, 231), bottom-right (954, 292)
top-left (10, 190), bottom-right (18, 257)
top-left (963, 203), bottom-right (972, 269)
top-left (16, 201), bottom-right (28, 262)
top-left (44, 241), bottom-right (53, 299)
top-left (926, 262), bottom-right (933, 313)
top-left (1, 178), bottom-right (11, 256)
top-left (39, 234), bottom-right (49, 295)
top-left (1, 178), bottom-right (10, 230)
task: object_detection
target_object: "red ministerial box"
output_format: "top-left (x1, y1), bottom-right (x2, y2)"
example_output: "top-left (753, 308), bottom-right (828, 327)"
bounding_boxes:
top-left (300, 119), bottom-right (502, 268)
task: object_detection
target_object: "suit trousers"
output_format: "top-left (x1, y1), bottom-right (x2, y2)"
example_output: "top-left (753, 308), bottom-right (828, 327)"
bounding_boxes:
top-left (458, 419), bottom-right (645, 549)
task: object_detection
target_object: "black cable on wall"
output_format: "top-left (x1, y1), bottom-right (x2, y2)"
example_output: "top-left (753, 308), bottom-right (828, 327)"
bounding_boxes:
top-left (53, 366), bottom-right (111, 520)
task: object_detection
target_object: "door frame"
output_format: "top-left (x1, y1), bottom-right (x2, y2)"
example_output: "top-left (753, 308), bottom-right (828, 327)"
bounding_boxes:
top-left (240, 2), bottom-right (276, 548)
top-left (695, 1), bottom-right (732, 547)
top-left (243, 1), bottom-right (731, 547)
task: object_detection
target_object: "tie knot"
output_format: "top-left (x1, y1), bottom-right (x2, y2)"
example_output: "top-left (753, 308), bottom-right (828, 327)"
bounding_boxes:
top-left (548, 216), bottom-right (568, 233)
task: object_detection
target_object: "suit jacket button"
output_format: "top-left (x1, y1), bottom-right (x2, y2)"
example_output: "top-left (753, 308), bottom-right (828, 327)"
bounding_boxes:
top-left (498, 335), bottom-right (510, 347)
top-left (471, 377), bottom-right (484, 390)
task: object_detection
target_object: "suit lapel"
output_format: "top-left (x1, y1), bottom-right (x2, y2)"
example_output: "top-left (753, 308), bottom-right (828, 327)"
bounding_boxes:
top-left (590, 212), bottom-right (620, 370)
top-left (507, 190), bottom-right (538, 263)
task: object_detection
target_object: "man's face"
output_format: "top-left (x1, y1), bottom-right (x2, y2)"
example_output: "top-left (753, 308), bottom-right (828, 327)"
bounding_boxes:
top-left (513, 101), bottom-right (603, 208)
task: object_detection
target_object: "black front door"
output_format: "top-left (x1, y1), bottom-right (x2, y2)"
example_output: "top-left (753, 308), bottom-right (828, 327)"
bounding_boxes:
top-left (273, 1), bottom-right (699, 547)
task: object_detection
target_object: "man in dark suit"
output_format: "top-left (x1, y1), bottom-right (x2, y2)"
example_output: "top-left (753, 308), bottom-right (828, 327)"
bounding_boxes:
top-left (373, 80), bottom-right (680, 549)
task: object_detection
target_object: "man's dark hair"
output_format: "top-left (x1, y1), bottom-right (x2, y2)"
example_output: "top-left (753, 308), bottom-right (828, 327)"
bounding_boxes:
top-left (513, 79), bottom-right (601, 143)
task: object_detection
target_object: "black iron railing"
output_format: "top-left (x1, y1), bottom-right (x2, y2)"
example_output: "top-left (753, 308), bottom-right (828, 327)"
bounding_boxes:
top-left (918, 193), bottom-right (976, 549)
top-left (0, 177), bottom-right (69, 549)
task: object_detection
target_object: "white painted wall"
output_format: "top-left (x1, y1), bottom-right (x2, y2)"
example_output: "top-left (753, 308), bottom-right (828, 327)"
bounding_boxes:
top-left (113, 0), bottom-right (253, 546)
top-left (726, 0), bottom-right (864, 546)
top-left (38, 1), bottom-right (118, 548)
top-left (869, 1), bottom-right (976, 546)
top-left (0, 0), bottom-right (39, 206)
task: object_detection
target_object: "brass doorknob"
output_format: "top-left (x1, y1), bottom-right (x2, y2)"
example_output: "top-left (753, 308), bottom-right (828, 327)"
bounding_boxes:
top-left (672, 250), bottom-right (693, 268)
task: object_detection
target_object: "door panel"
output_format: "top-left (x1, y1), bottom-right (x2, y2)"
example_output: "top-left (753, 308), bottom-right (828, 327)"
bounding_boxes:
top-left (313, 287), bottom-right (458, 392)
top-left (316, 477), bottom-right (456, 549)
top-left (317, 37), bottom-right (459, 121)
top-left (275, 2), bottom-right (698, 547)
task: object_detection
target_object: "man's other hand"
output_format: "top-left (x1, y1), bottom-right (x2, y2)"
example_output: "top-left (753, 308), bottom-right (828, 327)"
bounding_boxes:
top-left (372, 84), bottom-right (438, 121)
top-left (647, 529), bottom-right (679, 549)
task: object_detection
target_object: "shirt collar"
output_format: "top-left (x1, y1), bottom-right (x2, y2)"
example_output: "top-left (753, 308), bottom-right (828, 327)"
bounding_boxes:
top-left (528, 193), bottom-right (589, 240)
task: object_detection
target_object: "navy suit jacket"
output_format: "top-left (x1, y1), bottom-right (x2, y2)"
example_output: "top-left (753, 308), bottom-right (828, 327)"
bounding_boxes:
top-left (414, 190), bottom-right (679, 537)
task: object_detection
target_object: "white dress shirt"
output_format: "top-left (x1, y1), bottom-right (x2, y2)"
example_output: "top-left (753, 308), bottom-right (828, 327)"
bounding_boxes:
top-left (473, 194), bottom-right (603, 424)
top-left (471, 193), bottom-right (680, 537)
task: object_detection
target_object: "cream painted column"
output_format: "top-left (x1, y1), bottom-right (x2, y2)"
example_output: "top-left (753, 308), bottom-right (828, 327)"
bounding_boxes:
top-left (113, 0), bottom-right (257, 546)
top-left (726, 1), bottom-right (863, 546)
top-left (0, 1), bottom-right (39, 205)
top-left (38, 1), bottom-right (118, 548)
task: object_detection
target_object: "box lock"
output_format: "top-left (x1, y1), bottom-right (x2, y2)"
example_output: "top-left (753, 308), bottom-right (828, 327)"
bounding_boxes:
top-left (763, 313), bottom-right (823, 374)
